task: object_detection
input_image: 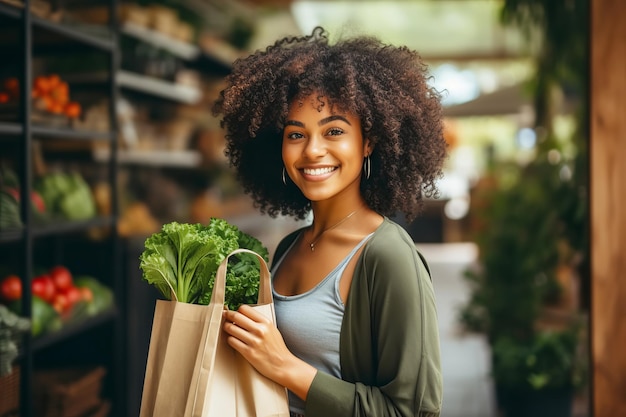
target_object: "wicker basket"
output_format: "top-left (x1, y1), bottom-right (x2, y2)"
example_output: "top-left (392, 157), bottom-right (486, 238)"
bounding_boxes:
top-left (34, 366), bottom-right (107, 417)
top-left (0, 365), bottom-right (20, 417)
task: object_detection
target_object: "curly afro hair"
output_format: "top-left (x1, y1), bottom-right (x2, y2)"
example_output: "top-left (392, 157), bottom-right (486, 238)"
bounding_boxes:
top-left (212, 27), bottom-right (447, 222)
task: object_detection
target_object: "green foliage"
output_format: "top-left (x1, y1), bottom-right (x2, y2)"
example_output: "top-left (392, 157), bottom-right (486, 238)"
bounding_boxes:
top-left (460, 157), bottom-right (568, 342)
top-left (458, 0), bottom-right (590, 394)
top-left (140, 218), bottom-right (269, 310)
top-left (492, 328), bottom-right (587, 390)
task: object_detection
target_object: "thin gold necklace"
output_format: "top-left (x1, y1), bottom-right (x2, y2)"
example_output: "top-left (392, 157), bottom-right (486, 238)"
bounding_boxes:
top-left (308, 208), bottom-right (360, 252)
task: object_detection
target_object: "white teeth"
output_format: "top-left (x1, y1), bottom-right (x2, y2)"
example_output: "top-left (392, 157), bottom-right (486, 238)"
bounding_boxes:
top-left (303, 167), bottom-right (335, 176)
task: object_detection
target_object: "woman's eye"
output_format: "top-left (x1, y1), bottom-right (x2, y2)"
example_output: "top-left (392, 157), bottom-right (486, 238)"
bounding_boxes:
top-left (286, 131), bottom-right (304, 140)
top-left (327, 128), bottom-right (344, 136)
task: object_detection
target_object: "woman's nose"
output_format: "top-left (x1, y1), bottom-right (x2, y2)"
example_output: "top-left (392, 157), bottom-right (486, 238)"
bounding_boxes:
top-left (303, 134), bottom-right (325, 158)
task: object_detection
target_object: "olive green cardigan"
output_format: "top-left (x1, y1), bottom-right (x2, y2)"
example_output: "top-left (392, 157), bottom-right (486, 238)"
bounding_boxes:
top-left (272, 217), bottom-right (443, 417)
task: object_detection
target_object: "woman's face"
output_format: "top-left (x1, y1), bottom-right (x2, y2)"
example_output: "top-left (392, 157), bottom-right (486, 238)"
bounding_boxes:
top-left (282, 94), bottom-right (371, 204)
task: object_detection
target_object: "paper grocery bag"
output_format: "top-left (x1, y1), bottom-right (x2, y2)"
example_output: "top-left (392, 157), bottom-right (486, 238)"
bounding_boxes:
top-left (139, 248), bottom-right (290, 417)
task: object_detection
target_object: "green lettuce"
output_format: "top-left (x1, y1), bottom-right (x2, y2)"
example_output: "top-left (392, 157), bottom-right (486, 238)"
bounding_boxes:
top-left (139, 218), bottom-right (269, 309)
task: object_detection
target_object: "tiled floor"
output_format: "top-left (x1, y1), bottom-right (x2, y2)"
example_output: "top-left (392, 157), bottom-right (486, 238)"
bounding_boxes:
top-left (416, 243), bottom-right (497, 417)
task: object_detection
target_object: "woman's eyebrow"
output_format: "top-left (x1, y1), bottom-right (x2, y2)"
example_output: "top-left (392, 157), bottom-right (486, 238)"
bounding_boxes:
top-left (319, 115), bottom-right (351, 126)
top-left (284, 115), bottom-right (351, 128)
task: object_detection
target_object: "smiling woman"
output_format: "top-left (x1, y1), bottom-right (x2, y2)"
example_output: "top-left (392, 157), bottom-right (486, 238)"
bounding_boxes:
top-left (212, 26), bottom-right (447, 417)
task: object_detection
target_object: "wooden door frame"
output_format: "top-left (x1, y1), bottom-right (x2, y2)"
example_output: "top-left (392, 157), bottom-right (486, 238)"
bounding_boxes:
top-left (591, 0), bottom-right (626, 416)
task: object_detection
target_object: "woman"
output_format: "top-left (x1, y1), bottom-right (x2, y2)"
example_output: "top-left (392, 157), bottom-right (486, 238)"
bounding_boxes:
top-left (214, 27), bottom-right (446, 417)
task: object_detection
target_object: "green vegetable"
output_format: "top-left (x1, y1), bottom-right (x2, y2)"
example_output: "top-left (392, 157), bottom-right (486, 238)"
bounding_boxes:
top-left (35, 172), bottom-right (96, 220)
top-left (140, 218), bottom-right (269, 310)
top-left (0, 190), bottom-right (22, 230)
top-left (74, 276), bottom-right (114, 316)
top-left (0, 304), bottom-right (30, 376)
top-left (9, 295), bottom-right (61, 337)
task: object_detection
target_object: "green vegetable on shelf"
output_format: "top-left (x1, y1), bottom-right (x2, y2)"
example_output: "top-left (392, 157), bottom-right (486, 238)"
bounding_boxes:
top-left (8, 295), bottom-right (62, 338)
top-left (0, 189), bottom-right (22, 230)
top-left (140, 219), bottom-right (269, 310)
top-left (35, 172), bottom-right (96, 220)
top-left (74, 276), bottom-right (114, 316)
top-left (0, 304), bottom-right (30, 376)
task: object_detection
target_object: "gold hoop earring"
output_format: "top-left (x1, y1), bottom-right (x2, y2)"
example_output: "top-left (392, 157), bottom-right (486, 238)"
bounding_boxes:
top-left (282, 167), bottom-right (287, 185)
top-left (363, 155), bottom-right (371, 180)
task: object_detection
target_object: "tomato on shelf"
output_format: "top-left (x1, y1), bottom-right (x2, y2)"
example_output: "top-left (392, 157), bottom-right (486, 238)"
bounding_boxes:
top-left (52, 292), bottom-right (69, 314)
top-left (32, 274), bottom-right (56, 303)
top-left (1, 74), bottom-right (83, 119)
top-left (1, 275), bottom-right (22, 302)
top-left (49, 265), bottom-right (73, 291)
top-left (79, 286), bottom-right (94, 303)
top-left (64, 102), bottom-right (82, 119)
top-left (63, 286), bottom-right (82, 307)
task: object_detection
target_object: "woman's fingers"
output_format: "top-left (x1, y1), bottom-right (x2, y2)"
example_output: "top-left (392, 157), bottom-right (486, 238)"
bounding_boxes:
top-left (223, 305), bottom-right (271, 334)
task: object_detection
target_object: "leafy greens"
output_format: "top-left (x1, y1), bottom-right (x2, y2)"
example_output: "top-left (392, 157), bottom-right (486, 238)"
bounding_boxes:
top-left (139, 218), bottom-right (269, 310)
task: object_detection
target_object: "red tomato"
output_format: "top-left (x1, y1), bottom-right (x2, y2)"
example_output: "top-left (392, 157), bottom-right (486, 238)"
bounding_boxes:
top-left (63, 286), bottom-right (82, 306)
top-left (30, 191), bottom-right (46, 213)
top-left (32, 275), bottom-right (56, 302)
top-left (79, 286), bottom-right (93, 303)
top-left (52, 293), bottom-right (69, 314)
top-left (1, 275), bottom-right (22, 301)
top-left (49, 266), bottom-right (73, 291)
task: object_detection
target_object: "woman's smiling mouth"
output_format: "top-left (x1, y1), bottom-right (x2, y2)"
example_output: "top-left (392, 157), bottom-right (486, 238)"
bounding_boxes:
top-left (302, 166), bottom-right (337, 176)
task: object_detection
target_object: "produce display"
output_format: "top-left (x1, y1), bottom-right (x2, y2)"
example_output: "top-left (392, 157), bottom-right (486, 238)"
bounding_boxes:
top-left (0, 75), bottom-right (82, 122)
top-left (0, 168), bottom-right (47, 230)
top-left (140, 218), bottom-right (269, 310)
top-left (35, 172), bottom-right (97, 221)
top-left (0, 167), bottom-right (98, 229)
top-left (0, 265), bottom-right (114, 337)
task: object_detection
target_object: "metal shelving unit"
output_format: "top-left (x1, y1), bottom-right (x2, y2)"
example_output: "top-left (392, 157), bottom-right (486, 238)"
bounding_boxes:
top-left (0, 1), bottom-right (123, 416)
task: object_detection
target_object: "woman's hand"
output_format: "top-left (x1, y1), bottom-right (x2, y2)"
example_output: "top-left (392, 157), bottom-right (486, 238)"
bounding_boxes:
top-left (223, 305), bottom-right (317, 400)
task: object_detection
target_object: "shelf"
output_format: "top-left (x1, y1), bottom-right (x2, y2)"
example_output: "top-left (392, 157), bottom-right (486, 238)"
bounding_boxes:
top-left (1, 218), bottom-right (115, 242)
top-left (0, 0), bottom-right (20, 19)
top-left (117, 70), bottom-right (202, 104)
top-left (0, 123), bottom-right (113, 141)
top-left (93, 147), bottom-right (202, 168)
top-left (31, 216), bottom-right (115, 238)
top-left (0, 121), bottom-right (22, 135)
top-left (120, 22), bottom-right (200, 61)
top-left (32, 125), bottom-right (113, 141)
top-left (32, 15), bottom-right (114, 52)
top-left (32, 307), bottom-right (118, 352)
top-left (0, 227), bottom-right (23, 243)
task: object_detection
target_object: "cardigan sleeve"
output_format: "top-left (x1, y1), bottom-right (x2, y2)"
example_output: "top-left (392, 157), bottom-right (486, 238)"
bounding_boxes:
top-left (305, 220), bottom-right (443, 417)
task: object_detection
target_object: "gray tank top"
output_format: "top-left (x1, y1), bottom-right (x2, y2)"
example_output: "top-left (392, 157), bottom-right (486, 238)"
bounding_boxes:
top-left (272, 233), bottom-right (373, 414)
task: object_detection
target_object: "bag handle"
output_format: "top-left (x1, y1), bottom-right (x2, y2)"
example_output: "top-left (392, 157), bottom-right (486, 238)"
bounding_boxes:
top-left (211, 248), bottom-right (272, 307)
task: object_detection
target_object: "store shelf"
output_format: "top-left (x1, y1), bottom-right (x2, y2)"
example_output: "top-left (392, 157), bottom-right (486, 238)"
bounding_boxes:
top-left (30, 216), bottom-right (114, 238)
top-left (0, 1), bottom-right (21, 19)
top-left (31, 125), bottom-right (113, 141)
top-left (1, 218), bottom-right (115, 243)
top-left (120, 22), bottom-right (200, 61)
top-left (32, 307), bottom-right (118, 352)
top-left (0, 121), bottom-right (22, 135)
top-left (94, 147), bottom-right (202, 168)
top-left (32, 15), bottom-right (114, 51)
top-left (1, 1), bottom-right (124, 416)
top-left (117, 70), bottom-right (202, 104)
top-left (0, 227), bottom-right (23, 243)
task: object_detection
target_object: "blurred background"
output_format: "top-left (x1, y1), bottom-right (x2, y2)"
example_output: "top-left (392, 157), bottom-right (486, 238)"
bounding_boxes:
top-left (0, 1), bottom-right (593, 417)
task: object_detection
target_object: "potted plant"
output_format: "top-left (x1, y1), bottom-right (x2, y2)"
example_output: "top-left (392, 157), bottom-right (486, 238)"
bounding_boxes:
top-left (459, 0), bottom-right (590, 414)
top-left (460, 151), bottom-right (588, 417)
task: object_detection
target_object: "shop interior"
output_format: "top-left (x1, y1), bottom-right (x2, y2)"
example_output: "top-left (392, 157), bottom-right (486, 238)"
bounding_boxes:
top-left (0, 1), bottom-right (591, 416)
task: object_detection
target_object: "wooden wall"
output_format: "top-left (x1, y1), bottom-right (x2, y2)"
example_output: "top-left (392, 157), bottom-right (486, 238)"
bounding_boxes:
top-left (591, 0), bottom-right (626, 415)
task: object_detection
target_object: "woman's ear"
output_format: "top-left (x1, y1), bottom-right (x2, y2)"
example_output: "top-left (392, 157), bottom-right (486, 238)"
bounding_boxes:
top-left (364, 139), bottom-right (374, 156)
